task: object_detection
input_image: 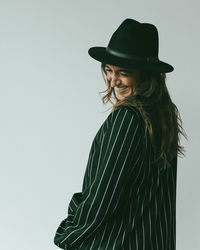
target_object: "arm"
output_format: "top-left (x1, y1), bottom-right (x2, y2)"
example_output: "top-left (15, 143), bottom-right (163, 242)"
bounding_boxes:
top-left (54, 107), bottom-right (145, 249)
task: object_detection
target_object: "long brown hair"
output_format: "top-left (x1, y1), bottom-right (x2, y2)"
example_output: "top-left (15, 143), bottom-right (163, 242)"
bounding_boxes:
top-left (100, 62), bottom-right (187, 168)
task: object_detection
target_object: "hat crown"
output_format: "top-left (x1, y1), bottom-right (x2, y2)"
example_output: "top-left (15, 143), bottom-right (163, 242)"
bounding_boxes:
top-left (108, 18), bottom-right (159, 58)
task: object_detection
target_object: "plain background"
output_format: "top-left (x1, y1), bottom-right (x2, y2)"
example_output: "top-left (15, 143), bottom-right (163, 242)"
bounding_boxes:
top-left (0, 0), bottom-right (199, 249)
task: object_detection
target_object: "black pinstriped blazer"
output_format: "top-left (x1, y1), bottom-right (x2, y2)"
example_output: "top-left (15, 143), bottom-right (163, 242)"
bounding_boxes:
top-left (53, 105), bottom-right (177, 250)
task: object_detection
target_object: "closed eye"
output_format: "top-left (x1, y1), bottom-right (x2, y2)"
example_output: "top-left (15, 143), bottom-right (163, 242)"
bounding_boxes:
top-left (120, 73), bottom-right (129, 77)
top-left (105, 67), bottom-right (130, 74)
top-left (105, 69), bottom-right (129, 76)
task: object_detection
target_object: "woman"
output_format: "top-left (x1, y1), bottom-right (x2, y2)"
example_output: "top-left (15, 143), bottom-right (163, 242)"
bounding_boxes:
top-left (53, 18), bottom-right (187, 250)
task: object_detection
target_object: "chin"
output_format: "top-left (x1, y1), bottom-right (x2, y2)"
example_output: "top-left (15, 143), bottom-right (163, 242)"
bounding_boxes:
top-left (116, 95), bottom-right (124, 101)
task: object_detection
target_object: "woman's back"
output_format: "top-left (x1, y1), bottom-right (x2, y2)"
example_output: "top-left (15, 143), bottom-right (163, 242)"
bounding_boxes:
top-left (79, 105), bottom-right (178, 250)
top-left (54, 105), bottom-right (177, 250)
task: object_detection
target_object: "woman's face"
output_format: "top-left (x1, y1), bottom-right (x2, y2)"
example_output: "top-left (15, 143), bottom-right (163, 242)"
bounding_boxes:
top-left (104, 64), bottom-right (140, 100)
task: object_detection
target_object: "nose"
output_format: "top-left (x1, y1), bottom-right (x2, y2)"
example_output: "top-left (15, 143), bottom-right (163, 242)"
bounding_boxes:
top-left (110, 74), bottom-right (121, 88)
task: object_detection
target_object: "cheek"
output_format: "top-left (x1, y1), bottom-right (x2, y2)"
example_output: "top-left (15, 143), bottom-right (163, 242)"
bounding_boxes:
top-left (123, 78), bottom-right (134, 87)
top-left (130, 76), bottom-right (138, 87)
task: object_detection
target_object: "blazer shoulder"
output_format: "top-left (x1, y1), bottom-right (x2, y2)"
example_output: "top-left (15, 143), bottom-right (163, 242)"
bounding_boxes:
top-left (110, 105), bottom-right (145, 128)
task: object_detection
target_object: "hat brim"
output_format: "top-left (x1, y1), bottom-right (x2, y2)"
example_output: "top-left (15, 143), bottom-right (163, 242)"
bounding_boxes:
top-left (88, 47), bottom-right (174, 73)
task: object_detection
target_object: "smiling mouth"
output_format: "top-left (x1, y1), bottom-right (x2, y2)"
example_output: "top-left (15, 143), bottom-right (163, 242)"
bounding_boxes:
top-left (115, 86), bottom-right (129, 92)
top-left (116, 85), bottom-right (128, 88)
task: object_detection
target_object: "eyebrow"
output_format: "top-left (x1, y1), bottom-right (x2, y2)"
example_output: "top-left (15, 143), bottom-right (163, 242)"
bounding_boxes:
top-left (105, 65), bottom-right (133, 74)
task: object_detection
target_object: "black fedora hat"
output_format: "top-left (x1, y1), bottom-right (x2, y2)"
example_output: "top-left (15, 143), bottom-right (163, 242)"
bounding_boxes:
top-left (88, 18), bottom-right (174, 73)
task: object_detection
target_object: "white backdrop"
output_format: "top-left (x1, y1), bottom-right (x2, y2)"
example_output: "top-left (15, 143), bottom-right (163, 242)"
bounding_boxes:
top-left (0, 0), bottom-right (199, 249)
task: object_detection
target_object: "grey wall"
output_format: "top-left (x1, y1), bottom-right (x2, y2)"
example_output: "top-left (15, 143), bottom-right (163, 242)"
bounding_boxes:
top-left (0, 0), bottom-right (199, 249)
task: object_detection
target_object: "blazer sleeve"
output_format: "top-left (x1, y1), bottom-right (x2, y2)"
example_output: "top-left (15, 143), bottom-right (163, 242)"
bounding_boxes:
top-left (53, 107), bottom-right (146, 249)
